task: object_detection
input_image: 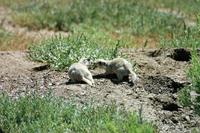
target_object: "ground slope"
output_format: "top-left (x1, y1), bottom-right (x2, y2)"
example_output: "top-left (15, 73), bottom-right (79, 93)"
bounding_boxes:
top-left (0, 49), bottom-right (199, 133)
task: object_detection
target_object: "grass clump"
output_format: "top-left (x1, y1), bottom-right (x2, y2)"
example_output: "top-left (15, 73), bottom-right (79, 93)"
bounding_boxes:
top-left (28, 34), bottom-right (119, 71)
top-left (188, 50), bottom-right (200, 115)
top-left (178, 86), bottom-right (192, 107)
top-left (178, 15), bottom-right (200, 114)
top-left (188, 51), bottom-right (200, 91)
top-left (0, 93), bottom-right (155, 133)
top-left (0, 27), bottom-right (11, 43)
top-left (160, 26), bottom-right (200, 48)
top-left (160, 14), bottom-right (200, 48)
top-left (178, 49), bottom-right (200, 115)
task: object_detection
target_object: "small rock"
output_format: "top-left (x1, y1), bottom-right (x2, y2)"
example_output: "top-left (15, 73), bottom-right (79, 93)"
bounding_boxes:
top-left (80, 91), bottom-right (86, 96)
top-left (48, 83), bottom-right (53, 86)
top-left (107, 90), bottom-right (112, 93)
top-left (155, 94), bottom-right (175, 103)
top-left (190, 91), bottom-right (200, 102)
top-left (185, 115), bottom-right (190, 122)
top-left (126, 90), bottom-right (133, 95)
top-left (104, 93), bottom-right (109, 98)
top-left (171, 117), bottom-right (179, 124)
top-left (147, 93), bottom-right (155, 99)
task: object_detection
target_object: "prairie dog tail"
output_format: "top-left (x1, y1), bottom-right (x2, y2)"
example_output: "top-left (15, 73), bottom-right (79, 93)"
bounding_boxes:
top-left (124, 60), bottom-right (138, 83)
top-left (82, 77), bottom-right (94, 86)
top-left (128, 71), bottom-right (138, 83)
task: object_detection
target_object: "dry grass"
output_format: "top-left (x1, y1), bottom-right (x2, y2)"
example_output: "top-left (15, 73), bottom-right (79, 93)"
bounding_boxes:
top-left (0, 25), bottom-right (68, 51)
top-left (109, 31), bottom-right (158, 48)
top-left (0, 30), bottom-right (36, 51)
top-left (134, 36), bottom-right (158, 48)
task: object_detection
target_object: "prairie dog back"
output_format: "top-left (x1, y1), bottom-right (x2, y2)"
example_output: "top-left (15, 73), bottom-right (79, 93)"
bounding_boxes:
top-left (68, 59), bottom-right (94, 86)
top-left (68, 63), bottom-right (89, 80)
top-left (95, 58), bottom-right (138, 83)
top-left (107, 58), bottom-right (132, 73)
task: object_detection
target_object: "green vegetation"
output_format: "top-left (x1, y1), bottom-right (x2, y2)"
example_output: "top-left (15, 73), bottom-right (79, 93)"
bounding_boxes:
top-left (177, 15), bottom-right (200, 115)
top-left (147, 0), bottom-right (200, 19)
top-left (178, 86), bottom-right (192, 107)
top-left (29, 34), bottom-right (119, 70)
top-left (13, 0), bottom-right (187, 35)
top-left (0, 0), bottom-right (200, 131)
top-left (160, 26), bottom-right (200, 48)
top-left (160, 9), bottom-right (200, 48)
top-left (1, 0), bottom-right (200, 18)
top-left (1, 0), bottom-right (199, 47)
top-left (0, 93), bottom-right (154, 133)
top-left (0, 27), bottom-right (11, 44)
top-left (188, 50), bottom-right (200, 115)
top-left (188, 50), bottom-right (200, 93)
top-left (1, 0), bottom-right (199, 48)
top-left (178, 50), bottom-right (200, 115)
top-left (20, 0), bottom-right (199, 68)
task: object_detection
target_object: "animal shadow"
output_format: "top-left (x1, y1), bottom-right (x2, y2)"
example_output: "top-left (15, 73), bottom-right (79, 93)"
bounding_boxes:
top-left (32, 64), bottom-right (49, 71)
top-left (93, 73), bottom-right (134, 86)
top-left (65, 79), bottom-right (87, 85)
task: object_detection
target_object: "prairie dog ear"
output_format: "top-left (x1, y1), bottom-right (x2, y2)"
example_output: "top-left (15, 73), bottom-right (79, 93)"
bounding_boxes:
top-left (95, 60), bottom-right (107, 67)
top-left (79, 58), bottom-right (91, 66)
top-left (94, 59), bottom-right (108, 68)
top-left (98, 61), bottom-right (106, 66)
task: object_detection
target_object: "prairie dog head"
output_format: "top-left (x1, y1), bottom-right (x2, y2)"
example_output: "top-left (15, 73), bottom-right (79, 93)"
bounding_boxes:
top-left (94, 59), bottom-right (109, 69)
top-left (78, 58), bottom-right (91, 67)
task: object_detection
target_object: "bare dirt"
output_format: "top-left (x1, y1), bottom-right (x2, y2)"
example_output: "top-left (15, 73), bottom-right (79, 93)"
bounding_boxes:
top-left (0, 48), bottom-right (200, 133)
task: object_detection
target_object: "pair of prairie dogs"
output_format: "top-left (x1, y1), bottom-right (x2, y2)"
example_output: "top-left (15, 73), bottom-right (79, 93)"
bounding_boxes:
top-left (68, 58), bottom-right (138, 86)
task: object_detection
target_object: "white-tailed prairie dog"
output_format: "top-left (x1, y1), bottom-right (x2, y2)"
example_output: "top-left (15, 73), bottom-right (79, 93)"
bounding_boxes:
top-left (94, 58), bottom-right (138, 83)
top-left (68, 58), bottom-right (94, 86)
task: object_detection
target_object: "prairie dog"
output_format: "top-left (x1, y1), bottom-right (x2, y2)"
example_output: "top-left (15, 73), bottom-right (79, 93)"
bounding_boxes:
top-left (94, 58), bottom-right (138, 83)
top-left (68, 58), bottom-right (94, 86)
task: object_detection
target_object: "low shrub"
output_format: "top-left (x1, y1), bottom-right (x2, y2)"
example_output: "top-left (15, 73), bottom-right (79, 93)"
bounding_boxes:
top-left (0, 93), bottom-right (155, 133)
top-left (28, 34), bottom-right (119, 71)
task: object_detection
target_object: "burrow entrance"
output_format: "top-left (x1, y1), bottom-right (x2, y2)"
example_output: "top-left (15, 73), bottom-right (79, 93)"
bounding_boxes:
top-left (169, 48), bottom-right (191, 61)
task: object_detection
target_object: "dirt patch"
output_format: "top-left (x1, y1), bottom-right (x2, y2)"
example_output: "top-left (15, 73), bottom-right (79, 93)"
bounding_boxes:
top-left (0, 49), bottom-right (200, 133)
top-left (144, 75), bottom-right (184, 94)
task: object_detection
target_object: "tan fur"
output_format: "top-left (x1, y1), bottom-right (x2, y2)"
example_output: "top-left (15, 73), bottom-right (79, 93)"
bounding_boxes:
top-left (94, 58), bottom-right (138, 83)
top-left (68, 58), bottom-right (94, 86)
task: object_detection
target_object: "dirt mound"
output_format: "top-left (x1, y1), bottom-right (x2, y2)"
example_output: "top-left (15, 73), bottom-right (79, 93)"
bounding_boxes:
top-left (0, 49), bottom-right (199, 133)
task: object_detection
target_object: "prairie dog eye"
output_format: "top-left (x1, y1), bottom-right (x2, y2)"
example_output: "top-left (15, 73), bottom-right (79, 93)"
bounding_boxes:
top-left (100, 61), bottom-right (107, 66)
top-left (99, 62), bottom-right (104, 65)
